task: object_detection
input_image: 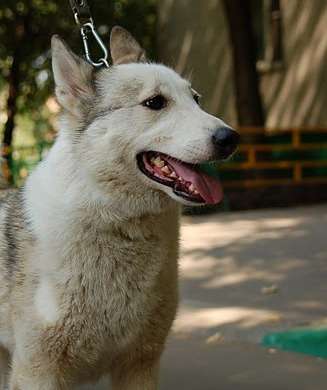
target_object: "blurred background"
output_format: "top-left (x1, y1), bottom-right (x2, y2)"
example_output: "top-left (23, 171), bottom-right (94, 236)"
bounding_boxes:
top-left (0, 0), bottom-right (157, 186)
top-left (2, 2), bottom-right (327, 388)
top-left (1, 0), bottom-right (327, 211)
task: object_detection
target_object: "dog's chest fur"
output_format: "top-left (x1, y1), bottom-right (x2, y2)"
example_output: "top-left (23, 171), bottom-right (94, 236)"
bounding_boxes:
top-left (26, 204), bottom-right (179, 372)
top-left (0, 185), bottom-right (179, 382)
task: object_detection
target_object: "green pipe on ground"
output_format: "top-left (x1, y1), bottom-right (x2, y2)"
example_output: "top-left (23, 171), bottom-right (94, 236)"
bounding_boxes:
top-left (262, 328), bottom-right (327, 358)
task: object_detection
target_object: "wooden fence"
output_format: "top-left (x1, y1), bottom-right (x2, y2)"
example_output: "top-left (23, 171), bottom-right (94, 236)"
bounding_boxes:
top-left (219, 127), bottom-right (327, 188)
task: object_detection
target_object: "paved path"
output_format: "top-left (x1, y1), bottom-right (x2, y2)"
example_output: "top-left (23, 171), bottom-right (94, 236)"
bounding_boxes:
top-left (83, 205), bottom-right (327, 389)
top-left (176, 204), bottom-right (327, 342)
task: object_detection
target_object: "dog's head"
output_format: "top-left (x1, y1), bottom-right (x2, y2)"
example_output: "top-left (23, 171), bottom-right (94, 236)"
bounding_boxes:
top-left (52, 26), bottom-right (239, 210)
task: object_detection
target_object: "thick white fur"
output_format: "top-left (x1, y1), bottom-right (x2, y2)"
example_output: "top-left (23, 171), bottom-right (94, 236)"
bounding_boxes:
top-left (0, 27), bottom-right (233, 389)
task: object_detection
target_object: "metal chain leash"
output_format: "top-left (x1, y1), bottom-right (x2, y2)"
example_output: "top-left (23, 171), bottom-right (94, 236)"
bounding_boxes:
top-left (69, 0), bottom-right (110, 68)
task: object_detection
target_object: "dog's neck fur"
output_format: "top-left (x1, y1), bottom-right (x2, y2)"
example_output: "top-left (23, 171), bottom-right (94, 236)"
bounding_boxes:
top-left (24, 132), bottom-right (179, 248)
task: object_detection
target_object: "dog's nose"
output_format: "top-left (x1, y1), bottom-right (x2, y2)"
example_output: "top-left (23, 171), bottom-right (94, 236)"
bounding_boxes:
top-left (212, 126), bottom-right (240, 160)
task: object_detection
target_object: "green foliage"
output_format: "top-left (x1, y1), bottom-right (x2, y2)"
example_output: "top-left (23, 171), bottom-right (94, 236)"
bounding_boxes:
top-left (0, 0), bottom-right (157, 146)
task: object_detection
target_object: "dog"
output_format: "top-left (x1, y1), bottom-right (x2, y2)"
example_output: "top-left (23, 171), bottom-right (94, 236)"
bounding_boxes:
top-left (0, 26), bottom-right (239, 389)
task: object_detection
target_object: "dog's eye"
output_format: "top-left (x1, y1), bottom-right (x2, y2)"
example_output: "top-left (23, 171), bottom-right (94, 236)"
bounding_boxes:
top-left (193, 94), bottom-right (201, 105)
top-left (142, 95), bottom-right (167, 110)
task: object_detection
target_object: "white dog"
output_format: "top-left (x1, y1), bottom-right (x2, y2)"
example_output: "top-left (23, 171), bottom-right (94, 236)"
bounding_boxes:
top-left (0, 26), bottom-right (239, 389)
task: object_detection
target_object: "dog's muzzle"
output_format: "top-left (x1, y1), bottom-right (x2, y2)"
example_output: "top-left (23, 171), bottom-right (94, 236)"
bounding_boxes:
top-left (212, 126), bottom-right (240, 160)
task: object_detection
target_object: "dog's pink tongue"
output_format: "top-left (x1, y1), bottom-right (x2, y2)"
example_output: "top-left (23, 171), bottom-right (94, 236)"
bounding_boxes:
top-left (167, 158), bottom-right (223, 204)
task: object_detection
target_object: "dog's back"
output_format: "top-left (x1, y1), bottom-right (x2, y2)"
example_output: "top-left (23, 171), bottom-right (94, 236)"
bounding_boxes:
top-left (0, 190), bottom-right (32, 353)
top-left (0, 190), bottom-right (21, 358)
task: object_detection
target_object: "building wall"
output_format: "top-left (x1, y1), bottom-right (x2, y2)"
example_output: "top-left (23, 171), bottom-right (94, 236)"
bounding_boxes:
top-left (158, 0), bottom-right (237, 126)
top-left (158, 0), bottom-right (327, 128)
top-left (262, 0), bottom-right (327, 128)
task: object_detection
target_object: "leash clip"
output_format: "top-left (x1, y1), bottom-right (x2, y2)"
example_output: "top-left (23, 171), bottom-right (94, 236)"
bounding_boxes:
top-left (69, 0), bottom-right (110, 68)
top-left (80, 22), bottom-right (109, 68)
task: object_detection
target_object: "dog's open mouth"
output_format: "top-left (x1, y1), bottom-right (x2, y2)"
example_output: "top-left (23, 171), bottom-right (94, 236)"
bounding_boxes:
top-left (137, 152), bottom-right (223, 204)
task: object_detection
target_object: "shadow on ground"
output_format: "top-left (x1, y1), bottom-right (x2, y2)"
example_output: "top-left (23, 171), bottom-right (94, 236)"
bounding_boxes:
top-left (175, 205), bottom-right (327, 342)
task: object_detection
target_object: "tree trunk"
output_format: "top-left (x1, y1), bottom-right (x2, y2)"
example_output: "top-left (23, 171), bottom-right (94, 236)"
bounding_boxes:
top-left (223, 0), bottom-right (265, 127)
top-left (2, 52), bottom-right (21, 183)
top-left (1, 12), bottom-right (30, 184)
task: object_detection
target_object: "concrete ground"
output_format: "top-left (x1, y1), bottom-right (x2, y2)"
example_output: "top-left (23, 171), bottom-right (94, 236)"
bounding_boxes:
top-left (85, 204), bottom-right (327, 389)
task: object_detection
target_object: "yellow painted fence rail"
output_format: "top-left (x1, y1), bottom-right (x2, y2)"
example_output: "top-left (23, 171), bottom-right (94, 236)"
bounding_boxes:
top-left (219, 127), bottom-right (327, 188)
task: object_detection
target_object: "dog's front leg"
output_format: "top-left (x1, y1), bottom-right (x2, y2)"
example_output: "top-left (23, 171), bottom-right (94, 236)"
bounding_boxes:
top-left (111, 359), bottom-right (159, 390)
top-left (8, 353), bottom-right (66, 390)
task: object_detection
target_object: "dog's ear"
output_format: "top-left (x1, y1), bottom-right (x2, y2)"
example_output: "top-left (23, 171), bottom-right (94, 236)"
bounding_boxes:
top-left (51, 35), bottom-right (94, 117)
top-left (110, 26), bottom-right (146, 65)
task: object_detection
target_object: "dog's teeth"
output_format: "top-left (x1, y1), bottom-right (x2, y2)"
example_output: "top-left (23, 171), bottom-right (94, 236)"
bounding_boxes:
top-left (153, 157), bottom-right (165, 168)
top-left (161, 166), bottom-right (171, 175)
top-left (194, 189), bottom-right (199, 195)
top-left (169, 171), bottom-right (177, 179)
top-left (189, 184), bottom-right (195, 192)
